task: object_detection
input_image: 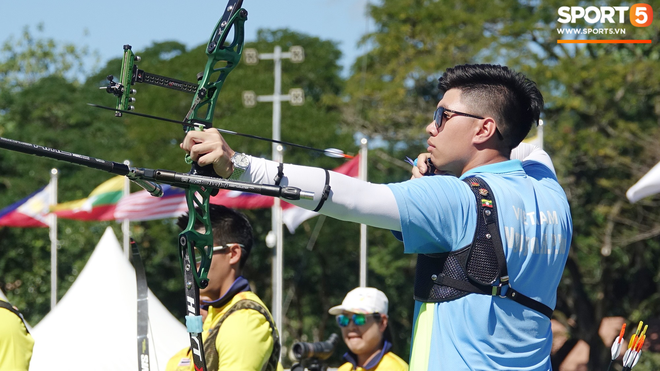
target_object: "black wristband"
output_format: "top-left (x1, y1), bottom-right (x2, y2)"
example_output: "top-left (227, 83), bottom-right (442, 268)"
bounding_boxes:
top-left (313, 169), bottom-right (331, 212)
top-left (274, 162), bottom-right (284, 186)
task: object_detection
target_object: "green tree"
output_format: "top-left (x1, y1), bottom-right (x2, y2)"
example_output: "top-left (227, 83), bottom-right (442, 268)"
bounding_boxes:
top-left (0, 27), bottom-right (125, 324)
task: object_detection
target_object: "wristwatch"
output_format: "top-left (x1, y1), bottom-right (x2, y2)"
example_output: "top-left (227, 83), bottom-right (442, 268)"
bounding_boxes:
top-left (229, 152), bottom-right (250, 180)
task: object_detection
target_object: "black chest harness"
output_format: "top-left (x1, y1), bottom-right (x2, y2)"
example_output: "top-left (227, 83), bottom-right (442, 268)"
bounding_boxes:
top-left (413, 176), bottom-right (553, 318)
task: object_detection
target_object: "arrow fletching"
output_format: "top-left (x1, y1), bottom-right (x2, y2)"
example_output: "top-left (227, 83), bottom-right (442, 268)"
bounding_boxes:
top-left (611, 323), bottom-right (626, 360)
top-left (324, 148), bottom-right (353, 159)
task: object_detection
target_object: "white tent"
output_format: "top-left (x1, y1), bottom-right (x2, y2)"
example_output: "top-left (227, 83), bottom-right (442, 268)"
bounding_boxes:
top-left (30, 227), bottom-right (189, 371)
top-left (627, 161), bottom-right (660, 203)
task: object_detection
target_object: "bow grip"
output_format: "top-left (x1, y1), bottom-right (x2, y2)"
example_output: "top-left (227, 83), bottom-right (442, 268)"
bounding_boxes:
top-left (188, 161), bottom-right (221, 196)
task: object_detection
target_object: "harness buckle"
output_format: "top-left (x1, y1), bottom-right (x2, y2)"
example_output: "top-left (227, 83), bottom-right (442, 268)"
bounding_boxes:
top-left (492, 276), bottom-right (510, 298)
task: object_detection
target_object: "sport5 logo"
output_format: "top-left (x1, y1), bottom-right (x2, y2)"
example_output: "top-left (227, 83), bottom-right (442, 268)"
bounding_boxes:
top-left (558, 4), bottom-right (653, 27)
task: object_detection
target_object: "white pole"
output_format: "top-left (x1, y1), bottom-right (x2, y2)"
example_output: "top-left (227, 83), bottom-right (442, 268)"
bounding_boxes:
top-left (272, 46), bottom-right (284, 340)
top-left (243, 46), bottom-right (302, 346)
top-left (538, 120), bottom-right (544, 150)
top-left (122, 160), bottom-right (131, 257)
top-left (274, 147), bottom-right (284, 343)
top-left (359, 139), bottom-right (368, 287)
top-left (273, 46), bottom-right (282, 156)
top-left (49, 168), bottom-right (58, 310)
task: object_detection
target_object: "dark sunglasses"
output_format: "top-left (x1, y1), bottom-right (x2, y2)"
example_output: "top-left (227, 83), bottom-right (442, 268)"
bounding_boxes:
top-left (336, 313), bottom-right (381, 327)
top-left (433, 106), bottom-right (485, 131)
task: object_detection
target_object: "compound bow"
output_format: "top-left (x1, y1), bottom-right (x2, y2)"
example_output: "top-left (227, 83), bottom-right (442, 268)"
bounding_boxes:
top-left (103, 1), bottom-right (249, 369)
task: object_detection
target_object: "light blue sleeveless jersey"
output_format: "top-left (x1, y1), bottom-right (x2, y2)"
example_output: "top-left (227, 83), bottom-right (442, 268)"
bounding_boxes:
top-left (387, 159), bottom-right (572, 371)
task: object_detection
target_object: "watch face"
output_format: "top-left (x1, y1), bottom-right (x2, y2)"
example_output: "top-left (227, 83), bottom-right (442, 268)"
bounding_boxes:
top-left (233, 153), bottom-right (250, 167)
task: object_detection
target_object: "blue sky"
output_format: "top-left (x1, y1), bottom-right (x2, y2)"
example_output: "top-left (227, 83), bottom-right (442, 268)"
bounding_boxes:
top-left (0, 0), bottom-right (374, 77)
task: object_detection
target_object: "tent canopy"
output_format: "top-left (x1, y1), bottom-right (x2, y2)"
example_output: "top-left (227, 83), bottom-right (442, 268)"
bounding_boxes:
top-left (30, 227), bottom-right (188, 371)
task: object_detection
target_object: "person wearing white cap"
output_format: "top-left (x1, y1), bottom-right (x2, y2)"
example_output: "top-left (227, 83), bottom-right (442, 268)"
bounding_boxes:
top-left (328, 287), bottom-right (408, 371)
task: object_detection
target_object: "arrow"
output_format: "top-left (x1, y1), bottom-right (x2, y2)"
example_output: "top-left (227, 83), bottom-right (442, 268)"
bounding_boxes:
top-left (88, 103), bottom-right (354, 159)
top-left (607, 322), bottom-right (626, 371)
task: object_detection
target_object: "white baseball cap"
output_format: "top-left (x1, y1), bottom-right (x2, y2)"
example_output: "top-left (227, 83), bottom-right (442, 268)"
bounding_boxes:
top-left (328, 287), bottom-right (388, 316)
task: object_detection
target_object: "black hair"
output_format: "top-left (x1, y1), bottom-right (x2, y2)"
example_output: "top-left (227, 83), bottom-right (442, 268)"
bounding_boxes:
top-left (176, 204), bottom-right (254, 269)
top-left (437, 64), bottom-right (544, 150)
top-left (372, 313), bottom-right (393, 343)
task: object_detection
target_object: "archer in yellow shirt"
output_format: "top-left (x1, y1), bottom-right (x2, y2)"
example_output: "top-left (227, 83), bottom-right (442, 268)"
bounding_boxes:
top-left (166, 205), bottom-right (281, 371)
top-left (0, 299), bottom-right (34, 371)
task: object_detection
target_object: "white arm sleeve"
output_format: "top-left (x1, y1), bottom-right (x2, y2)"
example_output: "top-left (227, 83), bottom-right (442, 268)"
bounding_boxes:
top-left (240, 157), bottom-right (401, 231)
top-left (510, 142), bottom-right (556, 176)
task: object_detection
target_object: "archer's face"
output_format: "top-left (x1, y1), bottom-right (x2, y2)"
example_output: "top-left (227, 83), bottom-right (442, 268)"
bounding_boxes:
top-left (425, 89), bottom-right (481, 176)
top-left (199, 248), bottom-right (233, 300)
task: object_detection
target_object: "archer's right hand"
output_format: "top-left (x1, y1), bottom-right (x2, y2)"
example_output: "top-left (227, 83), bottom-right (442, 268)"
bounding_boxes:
top-left (411, 153), bottom-right (439, 179)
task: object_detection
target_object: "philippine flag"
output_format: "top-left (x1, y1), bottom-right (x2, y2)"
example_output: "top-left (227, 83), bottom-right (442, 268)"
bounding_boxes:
top-left (0, 184), bottom-right (52, 228)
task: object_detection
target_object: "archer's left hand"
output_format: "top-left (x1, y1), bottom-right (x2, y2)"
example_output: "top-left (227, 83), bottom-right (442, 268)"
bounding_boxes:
top-left (181, 129), bottom-right (235, 178)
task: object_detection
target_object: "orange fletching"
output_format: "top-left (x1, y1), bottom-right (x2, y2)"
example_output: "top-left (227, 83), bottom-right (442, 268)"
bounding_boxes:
top-left (635, 335), bottom-right (645, 352)
top-left (618, 323), bottom-right (626, 343)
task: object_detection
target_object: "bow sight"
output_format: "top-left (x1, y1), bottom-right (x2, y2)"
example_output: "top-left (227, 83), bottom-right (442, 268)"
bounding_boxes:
top-left (103, 0), bottom-right (247, 127)
top-left (103, 46), bottom-right (199, 116)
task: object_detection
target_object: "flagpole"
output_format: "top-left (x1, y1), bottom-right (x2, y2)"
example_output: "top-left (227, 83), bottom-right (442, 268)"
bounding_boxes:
top-left (274, 145), bottom-right (284, 348)
top-left (359, 139), bottom-right (368, 287)
top-left (49, 168), bottom-right (58, 309)
top-left (122, 160), bottom-right (131, 257)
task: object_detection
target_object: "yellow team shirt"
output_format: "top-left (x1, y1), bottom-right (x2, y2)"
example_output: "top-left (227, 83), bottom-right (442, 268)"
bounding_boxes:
top-left (166, 291), bottom-right (282, 371)
top-left (0, 299), bottom-right (34, 371)
top-left (337, 350), bottom-right (408, 371)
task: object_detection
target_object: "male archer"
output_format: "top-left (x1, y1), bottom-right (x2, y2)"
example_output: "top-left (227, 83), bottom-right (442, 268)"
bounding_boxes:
top-left (180, 64), bottom-right (572, 370)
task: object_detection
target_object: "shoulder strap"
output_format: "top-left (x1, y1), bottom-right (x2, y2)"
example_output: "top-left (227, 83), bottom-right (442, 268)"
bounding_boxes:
top-left (204, 298), bottom-right (280, 371)
top-left (464, 177), bottom-right (554, 318)
top-left (0, 300), bottom-right (30, 333)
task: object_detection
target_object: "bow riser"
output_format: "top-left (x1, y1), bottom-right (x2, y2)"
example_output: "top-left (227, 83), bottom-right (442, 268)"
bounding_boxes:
top-left (186, 7), bottom-right (248, 125)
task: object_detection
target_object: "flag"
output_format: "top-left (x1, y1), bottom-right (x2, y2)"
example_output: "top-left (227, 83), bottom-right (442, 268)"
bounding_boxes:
top-left (51, 176), bottom-right (124, 221)
top-left (208, 156), bottom-right (361, 232)
top-left (210, 190), bottom-right (275, 209)
top-left (114, 184), bottom-right (188, 221)
top-left (0, 184), bottom-right (52, 228)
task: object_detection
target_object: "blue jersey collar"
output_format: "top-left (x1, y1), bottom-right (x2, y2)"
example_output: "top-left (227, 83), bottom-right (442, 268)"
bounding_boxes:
top-left (460, 159), bottom-right (523, 179)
